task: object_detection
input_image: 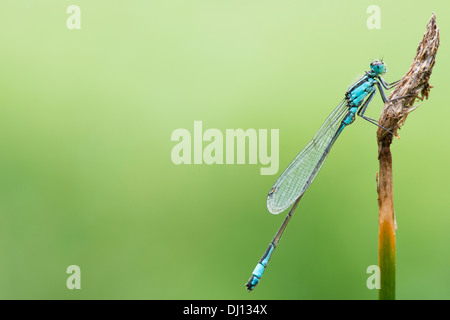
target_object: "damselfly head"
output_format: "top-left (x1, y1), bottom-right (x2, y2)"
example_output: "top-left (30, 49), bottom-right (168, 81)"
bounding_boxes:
top-left (370, 60), bottom-right (387, 75)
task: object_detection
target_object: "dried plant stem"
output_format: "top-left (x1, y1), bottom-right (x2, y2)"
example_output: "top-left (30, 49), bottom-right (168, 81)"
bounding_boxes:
top-left (377, 148), bottom-right (396, 300)
top-left (376, 13), bottom-right (439, 300)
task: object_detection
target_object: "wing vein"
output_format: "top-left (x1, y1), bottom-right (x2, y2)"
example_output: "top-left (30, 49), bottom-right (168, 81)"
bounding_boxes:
top-left (267, 99), bottom-right (350, 214)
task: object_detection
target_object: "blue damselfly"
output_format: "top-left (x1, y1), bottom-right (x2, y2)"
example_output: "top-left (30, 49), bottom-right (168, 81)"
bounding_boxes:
top-left (246, 60), bottom-right (406, 291)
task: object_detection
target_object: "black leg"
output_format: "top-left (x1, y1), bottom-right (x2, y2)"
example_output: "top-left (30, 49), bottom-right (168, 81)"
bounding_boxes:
top-left (376, 78), bottom-right (414, 103)
top-left (357, 89), bottom-right (395, 135)
top-left (375, 81), bottom-right (390, 103)
top-left (375, 81), bottom-right (414, 104)
top-left (379, 78), bottom-right (401, 90)
top-left (357, 90), bottom-right (375, 117)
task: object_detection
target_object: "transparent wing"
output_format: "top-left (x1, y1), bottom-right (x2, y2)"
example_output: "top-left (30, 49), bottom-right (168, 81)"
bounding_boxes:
top-left (267, 99), bottom-right (349, 214)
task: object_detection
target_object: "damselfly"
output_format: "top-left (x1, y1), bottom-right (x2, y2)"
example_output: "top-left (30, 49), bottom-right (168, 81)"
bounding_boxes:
top-left (246, 60), bottom-right (405, 291)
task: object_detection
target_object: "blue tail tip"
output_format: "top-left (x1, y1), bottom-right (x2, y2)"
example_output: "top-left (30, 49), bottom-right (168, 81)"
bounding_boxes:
top-left (245, 275), bottom-right (259, 291)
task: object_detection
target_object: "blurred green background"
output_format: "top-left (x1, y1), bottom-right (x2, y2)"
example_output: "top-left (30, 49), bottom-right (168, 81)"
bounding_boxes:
top-left (0, 0), bottom-right (448, 299)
